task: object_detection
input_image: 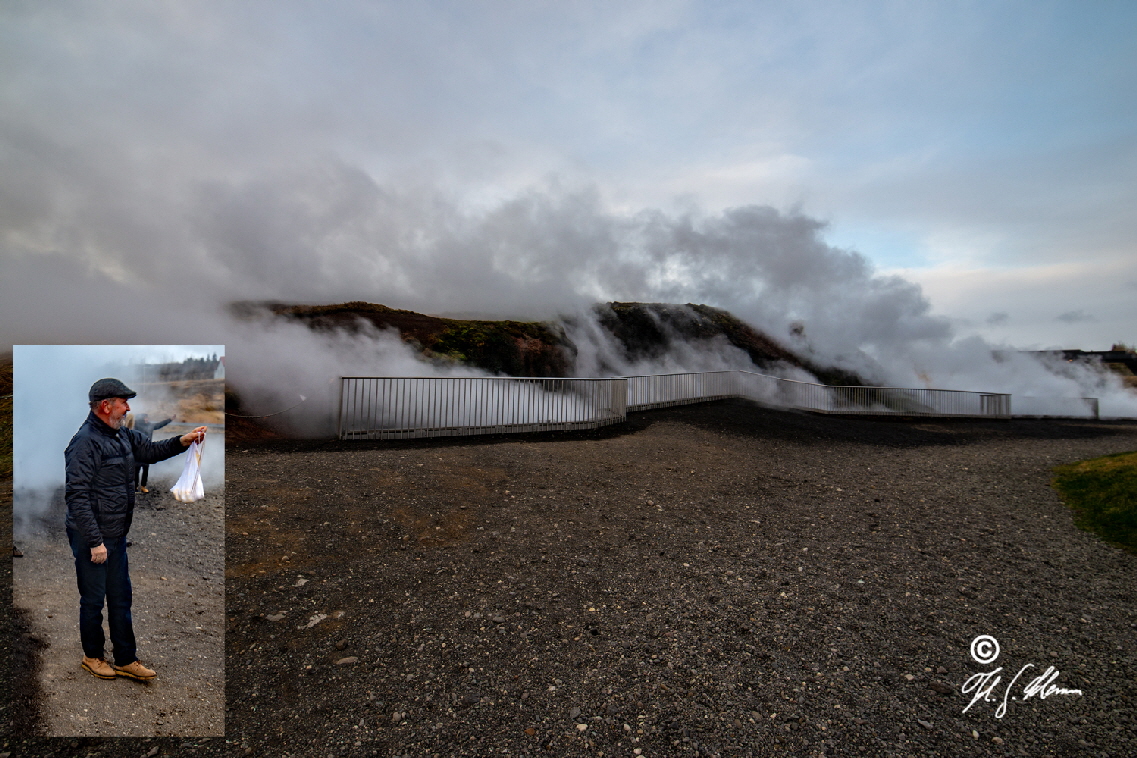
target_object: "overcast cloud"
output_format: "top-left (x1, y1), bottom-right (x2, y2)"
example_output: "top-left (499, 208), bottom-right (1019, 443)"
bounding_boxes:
top-left (2, 1), bottom-right (1134, 361)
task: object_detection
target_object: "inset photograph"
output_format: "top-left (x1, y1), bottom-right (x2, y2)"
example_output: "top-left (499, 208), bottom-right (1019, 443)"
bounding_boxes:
top-left (12, 345), bottom-right (225, 737)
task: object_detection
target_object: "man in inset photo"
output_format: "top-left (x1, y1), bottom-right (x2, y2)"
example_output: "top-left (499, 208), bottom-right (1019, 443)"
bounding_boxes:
top-left (66, 378), bottom-right (207, 681)
top-left (12, 344), bottom-right (225, 738)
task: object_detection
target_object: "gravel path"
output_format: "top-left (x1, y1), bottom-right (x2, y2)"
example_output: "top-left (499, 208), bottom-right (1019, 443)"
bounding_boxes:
top-left (10, 401), bottom-right (1137, 757)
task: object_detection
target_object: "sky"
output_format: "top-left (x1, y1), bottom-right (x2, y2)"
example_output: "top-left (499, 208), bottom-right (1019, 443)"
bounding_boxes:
top-left (2, 1), bottom-right (1135, 357)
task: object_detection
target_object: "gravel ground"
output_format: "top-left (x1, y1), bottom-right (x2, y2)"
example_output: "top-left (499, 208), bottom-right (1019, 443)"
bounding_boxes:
top-left (9, 400), bottom-right (1137, 757)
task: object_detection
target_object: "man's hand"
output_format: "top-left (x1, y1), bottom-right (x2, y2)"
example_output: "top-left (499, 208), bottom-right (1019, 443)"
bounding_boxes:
top-left (180, 426), bottom-right (207, 446)
top-left (90, 544), bottom-right (107, 564)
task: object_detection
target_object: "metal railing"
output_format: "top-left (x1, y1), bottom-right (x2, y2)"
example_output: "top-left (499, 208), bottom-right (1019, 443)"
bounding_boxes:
top-left (336, 371), bottom-right (1093, 439)
top-left (626, 371), bottom-right (740, 411)
top-left (338, 376), bottom-right (627, 440)
top-left (732, 371), bottom-right (1012, 418)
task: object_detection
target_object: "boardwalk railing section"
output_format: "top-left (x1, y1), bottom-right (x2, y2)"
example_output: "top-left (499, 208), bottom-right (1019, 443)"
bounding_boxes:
top-left (338, 371), bottom-right (1035, 439)
top-left (737, 372), bottom-right (1012, 417)
top-left (338, 376), bottom-right (627, 440)
top-left (625, 371), bottom-right (1013, 418)
top-left (626, 371), bottom-right (740, 411)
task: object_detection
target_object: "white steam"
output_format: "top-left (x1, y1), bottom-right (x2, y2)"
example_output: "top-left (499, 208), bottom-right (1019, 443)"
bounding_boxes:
top-left (3, 170), bottom-right (1134, 423)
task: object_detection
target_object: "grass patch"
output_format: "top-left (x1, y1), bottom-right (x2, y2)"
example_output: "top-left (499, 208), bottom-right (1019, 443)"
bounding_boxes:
top-left (1053, 451), bottom-right (1137, 554)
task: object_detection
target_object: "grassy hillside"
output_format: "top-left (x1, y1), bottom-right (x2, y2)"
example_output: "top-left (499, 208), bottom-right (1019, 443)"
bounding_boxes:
top-left (236, 299), bottom-right (864, 385)
top-left (250, 301), bottom-right (573, 377)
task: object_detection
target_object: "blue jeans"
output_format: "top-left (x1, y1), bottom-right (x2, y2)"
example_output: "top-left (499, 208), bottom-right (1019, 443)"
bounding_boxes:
top-left (67, 528), bottom-right (136, 666)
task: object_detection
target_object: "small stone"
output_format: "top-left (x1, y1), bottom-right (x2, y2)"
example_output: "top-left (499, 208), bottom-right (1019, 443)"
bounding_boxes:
top-left (302, 613), bottom-right (327, 629)
top-left (335, 640), bottom-right (348, 650)
top-left (334, 657), bottom-right (358, 665)
top-left (917, 719), bottom-right (933, 730)
top-left (294, 578), bottom-right (308, 587)
top-left (146, 748), bottom-right (160, 758)
top-left (569, 707), bottom-right (581, 719)
top-left (971, 730), bottom-right (980, 739)
top-left (576, 723), bottom-right (587, 732)
top-left (903, 673), bottom-right (915, 681)
top-left (266, 613), bottom-right (285, 622)
top-left (524, 727), bottom-right (536, 736)
top-left (392, 711), bottom-right (403, 724)
top-left (992, 737), bottom-right (1004, 745)
top-left (331, 610), bottom-right (346, 619)
top-left (936, 666), bottom-right (948, 674)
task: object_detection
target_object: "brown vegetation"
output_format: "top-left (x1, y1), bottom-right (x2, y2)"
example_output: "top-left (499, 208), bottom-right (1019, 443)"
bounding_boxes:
top-left (231, 300), bottom-right (865, 385)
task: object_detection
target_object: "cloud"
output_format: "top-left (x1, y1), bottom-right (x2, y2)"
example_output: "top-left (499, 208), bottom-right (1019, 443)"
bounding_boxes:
top-left (1056, 310), bottom-right (1096, 324)
top-left (986, 312), bottom-right (1009, 326)
top-left (3, 1), bottom-right (1136, 421)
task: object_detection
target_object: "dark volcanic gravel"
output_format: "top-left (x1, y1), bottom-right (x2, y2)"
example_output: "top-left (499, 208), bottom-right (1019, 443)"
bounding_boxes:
top-left (222, 401), bottom-right (1137, 758)
top-left (12, 400), bottom-right (1137, 757)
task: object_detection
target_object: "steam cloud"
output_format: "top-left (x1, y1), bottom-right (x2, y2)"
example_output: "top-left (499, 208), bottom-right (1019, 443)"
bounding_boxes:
top-left (3, 163), bottom-right (1136, 424)
top-left (4, 2), bottom-right (1135, 436)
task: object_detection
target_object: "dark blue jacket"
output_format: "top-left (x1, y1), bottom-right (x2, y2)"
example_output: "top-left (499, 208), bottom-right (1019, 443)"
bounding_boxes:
top-left (65, 411), bottom-right (185, 547)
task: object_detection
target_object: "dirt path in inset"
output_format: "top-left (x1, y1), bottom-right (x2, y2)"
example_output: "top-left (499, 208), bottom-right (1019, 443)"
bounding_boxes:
top-left (12, 431), bottom-right (225, 738)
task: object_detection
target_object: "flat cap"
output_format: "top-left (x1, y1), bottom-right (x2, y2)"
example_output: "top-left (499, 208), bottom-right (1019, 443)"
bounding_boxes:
top-left (89, 378), bottom-right (137, 402)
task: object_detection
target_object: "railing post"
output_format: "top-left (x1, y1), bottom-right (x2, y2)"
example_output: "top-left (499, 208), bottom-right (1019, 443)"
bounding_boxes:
top-left (336, 378), bottom-right (345, 439)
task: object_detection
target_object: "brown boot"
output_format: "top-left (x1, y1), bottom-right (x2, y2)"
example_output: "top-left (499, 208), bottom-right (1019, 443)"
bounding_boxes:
top-left (81, 656), bottom-right (116, 679)
top-left (113, 660), bottom-right (157, 680)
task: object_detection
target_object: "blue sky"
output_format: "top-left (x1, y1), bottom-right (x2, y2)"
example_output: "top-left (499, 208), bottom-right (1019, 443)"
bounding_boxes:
top-left (2, 0), bottom-right (1134, 352)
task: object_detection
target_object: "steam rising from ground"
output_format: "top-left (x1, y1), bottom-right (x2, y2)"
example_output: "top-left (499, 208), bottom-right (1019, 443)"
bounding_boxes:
top-left (3, 170), bottom-right (1135, 424)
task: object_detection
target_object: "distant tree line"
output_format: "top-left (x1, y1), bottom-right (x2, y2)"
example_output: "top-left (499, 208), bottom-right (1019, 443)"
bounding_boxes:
top-left (133, 354), bottom-right (222, 383)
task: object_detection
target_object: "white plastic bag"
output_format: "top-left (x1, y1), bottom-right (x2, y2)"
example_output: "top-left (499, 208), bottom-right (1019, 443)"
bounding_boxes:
top-left (171, 439), bottom-right (205, 503)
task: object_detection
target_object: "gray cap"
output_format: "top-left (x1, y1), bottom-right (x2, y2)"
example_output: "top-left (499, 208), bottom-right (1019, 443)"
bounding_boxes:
top-left (89, 378), bottom-right (137, 402)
